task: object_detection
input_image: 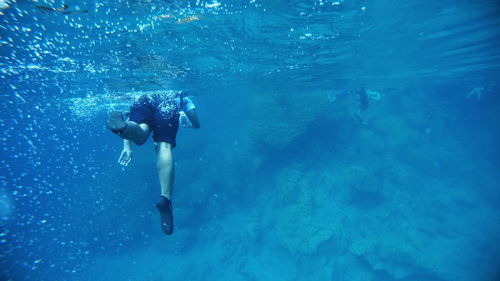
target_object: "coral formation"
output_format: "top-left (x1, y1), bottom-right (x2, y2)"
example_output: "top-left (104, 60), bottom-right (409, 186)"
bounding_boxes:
top-left (276, 203), bottom-right (337, 256)
top-left (248, 92), bottom-right (329, 148)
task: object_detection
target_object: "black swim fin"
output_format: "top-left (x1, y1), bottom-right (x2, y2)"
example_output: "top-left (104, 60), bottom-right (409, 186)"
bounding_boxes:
top-left (106, 111), bottom-right (127, 133)
top-left (155, 196), bottom-right (174, 235)
top-left (106, 111), bottom-right (149, 145)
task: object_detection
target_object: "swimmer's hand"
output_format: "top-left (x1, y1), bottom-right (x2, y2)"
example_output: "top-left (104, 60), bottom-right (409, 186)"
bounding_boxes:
top-left (118, 149), bottom-right (132, 166)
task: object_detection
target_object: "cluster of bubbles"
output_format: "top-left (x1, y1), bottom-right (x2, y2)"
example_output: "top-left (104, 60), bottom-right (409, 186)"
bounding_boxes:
top-left (0, 188), bottom-right (13, 224)
top-left (1, 0), bottom-right (360, 94)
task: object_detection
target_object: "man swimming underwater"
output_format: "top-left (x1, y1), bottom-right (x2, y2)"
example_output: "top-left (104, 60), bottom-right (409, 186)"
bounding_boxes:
top-left (106, 90), bottom-right (200, 235)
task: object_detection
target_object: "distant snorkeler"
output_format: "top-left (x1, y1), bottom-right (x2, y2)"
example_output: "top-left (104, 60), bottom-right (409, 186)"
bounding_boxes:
top-left (106, 90), bottom-right (200, 235)
top-left (357, 88), bottom-right (369, 112)
top-left (354, 88), bottom-right (384, 124)
top-left (36, 4), bottom-right (88, 14)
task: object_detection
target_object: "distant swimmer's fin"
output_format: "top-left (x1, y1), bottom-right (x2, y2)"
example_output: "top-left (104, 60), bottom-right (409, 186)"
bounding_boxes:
top-left (155, 196), bottom-right (174, 235)
top-left (177, 14), bottom-right (202, 24)
top-left (36, 4), bottom-right (87, 14)
top-left (36, 4), bottom-right (68, 11)
top-left (358, 88), bottom-right (368, 112)
top-left (63, 9), bottom-right (88, 14)
top-left (36, 5), bottom-right (57, 11)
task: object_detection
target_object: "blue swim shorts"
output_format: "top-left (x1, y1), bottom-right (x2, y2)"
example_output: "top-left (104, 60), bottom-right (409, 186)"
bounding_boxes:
top-left (128, 92), bottom-right (180, 147)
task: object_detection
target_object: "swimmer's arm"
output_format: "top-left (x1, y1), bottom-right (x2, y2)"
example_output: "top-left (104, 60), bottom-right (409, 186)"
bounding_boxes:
top-left (123, 139), bottom-right (131, 151)
top-left (185, 109), bottom-right (200, 129)
top-left (118, 140), bottom-right (133, 166)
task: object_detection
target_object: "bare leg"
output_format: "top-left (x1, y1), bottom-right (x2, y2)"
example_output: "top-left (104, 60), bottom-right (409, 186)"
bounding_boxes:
top-left (156, 142), bottom-right (174, 199)
top-left (155, 142), bottom-right (174, 235)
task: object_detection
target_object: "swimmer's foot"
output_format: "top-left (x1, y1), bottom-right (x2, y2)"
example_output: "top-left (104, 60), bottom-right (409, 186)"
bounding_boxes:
top-left (107, 111), bottom-right (127, 133)
top-left (155, 196), bottom-right (174, 235)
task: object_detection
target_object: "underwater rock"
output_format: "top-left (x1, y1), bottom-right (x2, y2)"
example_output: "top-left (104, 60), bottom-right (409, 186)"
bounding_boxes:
top-left (276, 203), bottom-right (337, 256)
top-left (323, 164), bottom-right (386, 209)
top-left (330, 254), bottom-right (378, 281)
top-left (249, 92), bottom-right (329, 149)
top-left (275, 163), bottom-right (307, 205)
top-left (354, 128), bottom-right (387, 157)
top-left (245, 222), bottom-right (259, 239)
top-left (349, 231), bottom-right (423, 280)
top-left (371, 116), bottom-right (418, 149)
top-left (182, 140), bottom-right (262, 206)
top-left (348, 220), bottom-right (480, 281)
top-left (241, 248), bottom-right (296, 281)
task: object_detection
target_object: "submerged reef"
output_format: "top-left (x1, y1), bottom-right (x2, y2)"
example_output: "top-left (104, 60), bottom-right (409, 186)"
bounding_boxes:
top-left (249, 92), bottom-right (329, 149)
top-left (276, 203), bottom-right (338, 256)
top-left (252, 88), bottom-right (499, 280)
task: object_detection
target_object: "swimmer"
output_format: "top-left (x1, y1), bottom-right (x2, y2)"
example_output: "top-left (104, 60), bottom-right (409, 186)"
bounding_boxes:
top-left (36, 4), bottom-right (88, 14)
top-left (106, 90), bottom-right (200, 235)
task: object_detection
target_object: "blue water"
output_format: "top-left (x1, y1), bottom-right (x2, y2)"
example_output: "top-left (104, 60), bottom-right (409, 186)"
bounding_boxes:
top-left (1, 0), bottom-right (500, 280)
